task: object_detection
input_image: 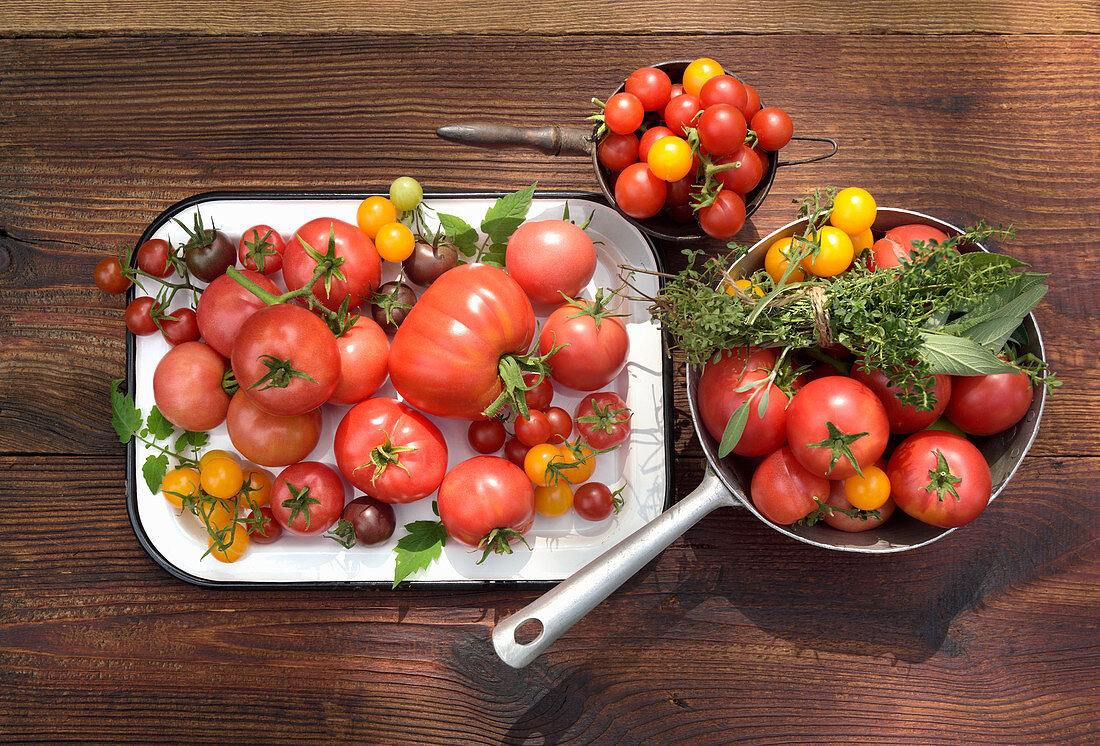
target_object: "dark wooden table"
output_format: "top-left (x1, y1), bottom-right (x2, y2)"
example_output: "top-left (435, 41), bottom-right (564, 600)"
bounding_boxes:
top-left (2, 5), bottom-right (1098, 743)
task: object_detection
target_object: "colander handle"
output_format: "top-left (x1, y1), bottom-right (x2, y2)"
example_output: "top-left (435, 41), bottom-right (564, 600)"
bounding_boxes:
top-left (776, 135), bottom-right (839, 168)
top-left (491, 467), bottom-right (736, 669)
top-left (436, 122), bottom-right (593, 157)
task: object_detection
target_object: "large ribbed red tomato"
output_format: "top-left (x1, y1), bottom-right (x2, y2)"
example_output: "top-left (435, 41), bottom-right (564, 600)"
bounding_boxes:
top-left (388, 263), bottom-right (537, 420)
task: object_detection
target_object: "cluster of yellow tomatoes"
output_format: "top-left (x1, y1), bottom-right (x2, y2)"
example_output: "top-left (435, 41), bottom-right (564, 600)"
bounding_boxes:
top-left (159, 450), bottom-right (273, 563)
top-left (756, 187), bottom-right (879, 286)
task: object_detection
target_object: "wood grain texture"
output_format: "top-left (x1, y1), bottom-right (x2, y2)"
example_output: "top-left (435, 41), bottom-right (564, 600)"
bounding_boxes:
top-left (1, 35), bottom-right (1098, 457)
top-left (1, 1), bottom-right (1098, 36)
top-left (0, 454), bottom-right (1096, 743)
top-left (1, 29), bottom-right (1099, 745)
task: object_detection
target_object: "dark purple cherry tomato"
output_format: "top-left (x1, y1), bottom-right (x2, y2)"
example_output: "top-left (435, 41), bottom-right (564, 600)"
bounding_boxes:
top-left (342, 495), bottom-right (397, 546)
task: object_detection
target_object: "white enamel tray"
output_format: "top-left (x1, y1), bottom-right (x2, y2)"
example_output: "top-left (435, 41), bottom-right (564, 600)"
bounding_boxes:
top-left (125, 191), bottom-right (672, 586)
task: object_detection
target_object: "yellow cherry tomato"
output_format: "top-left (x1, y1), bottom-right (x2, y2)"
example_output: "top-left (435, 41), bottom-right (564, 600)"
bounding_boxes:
top-left (240, 468), bottom-right (272, 509)
top-left (682, 57), bottom-right (725, 97)
top-left (849, 227), bottom-right (874, 254)
top-left (356, 195), bottom-right (398, 239)
top-left (534, 481), bottom-right (575, 518)
top-left (829, 187), bottom-right (877, 235)
top-left (374, 221), bottom-right (416, 262)
top-left (763, 237), bottom-right (808, 284)
top-left (647, 136), bottom-right (694, 182)
top-left (198, 449), bottom-right (237, 472)
top-left (207, 520), bottom-right (250, 563)
top-left (725, 278), bottom-right (765, 298)
top-left (160, 467), bottom-right (200, 507)
top-left (801, 226), bottom-right (855, 277)
top-left (554, 442), bottom-right (597, 484)
top-left (524, 443), bottom-right (563, 487)
top-left (843, 465), bottom-right (891, 511)
top-left (200, 456), bottom-right (245, 499)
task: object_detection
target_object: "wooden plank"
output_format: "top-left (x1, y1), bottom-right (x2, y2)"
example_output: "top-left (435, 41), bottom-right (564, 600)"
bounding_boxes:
top-left (1, 1), bottom-right (1098, 36)
top-left (0, 454), bottom-right (1096, 742)
top-left (0, 35), bottom-right (1096, 456)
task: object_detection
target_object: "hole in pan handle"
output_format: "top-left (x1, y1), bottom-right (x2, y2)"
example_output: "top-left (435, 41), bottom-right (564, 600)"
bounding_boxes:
top-left (776, 135), bottom-right (839, 168)
top-left (491, 468), bottom-right (736, 669)
top-left (436, 122), bottom-right (593, 157)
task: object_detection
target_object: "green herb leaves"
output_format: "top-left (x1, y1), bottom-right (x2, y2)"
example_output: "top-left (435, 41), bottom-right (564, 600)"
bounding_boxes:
top-left (393, 513), bottom-right (448, 588)
top-left (437, 183), bottom-right (536, 267)
top-left (110, 379), bottom-right (206, 493)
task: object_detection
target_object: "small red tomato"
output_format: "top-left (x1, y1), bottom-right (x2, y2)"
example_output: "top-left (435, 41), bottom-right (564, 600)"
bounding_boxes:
top-left (514, 410), bottom-right (552, 447)
top-left (625, 66), bottom-right (673, 111)
top-left (94, 256), bottom-right (132, 294)
top-left (160, 307), bottom-right (200, 346)
top-left (136, 238), bottom-right (173, 278)
top-left (751, 106), bottom-right (794, 151)
top-left (468, 418), bottom-right (507, 454)
top-left (604, 92), bottom-right (644, 135)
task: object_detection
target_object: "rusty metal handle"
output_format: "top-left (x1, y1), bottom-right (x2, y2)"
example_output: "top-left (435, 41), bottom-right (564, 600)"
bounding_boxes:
top-left (436, 122), bottom-right (593, 157)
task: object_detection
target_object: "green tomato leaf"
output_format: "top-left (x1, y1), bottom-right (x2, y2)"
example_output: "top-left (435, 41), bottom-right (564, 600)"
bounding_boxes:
top-left (717, 402), bottom-right (750, 458)
top-left (917, 331), bottom-right (1016, 375)
top-left (175, 430), bottom-right (210, 454)
top-left (145, 406), bottom-right (175, 442)
top-left (437, 213), bottom-right (479, 256)
top-left (143, 454), bottom-right (169, 495)
top-left (109, 379), bottom-right (142, 444)
top-left (393, 518), bottom-right (448, 588)
top-left (480, 183), bottom-right (536, 246)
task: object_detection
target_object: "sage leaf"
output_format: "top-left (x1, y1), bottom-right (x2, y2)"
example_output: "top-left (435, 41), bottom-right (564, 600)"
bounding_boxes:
top-left (717, 402), bottom-right (750, 458)
top-left (917, 331), bottom-right (1015, 375)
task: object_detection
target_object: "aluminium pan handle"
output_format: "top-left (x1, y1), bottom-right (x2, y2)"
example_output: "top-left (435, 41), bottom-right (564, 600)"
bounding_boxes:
top-left (491, 467), bottom-right (736, 669)
top-left (436, 122), bottom-right (593, 157)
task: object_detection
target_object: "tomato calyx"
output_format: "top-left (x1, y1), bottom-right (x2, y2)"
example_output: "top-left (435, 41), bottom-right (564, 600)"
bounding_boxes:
top-left (242, 227), bottom-right (279, 274)
top-left (324, 518), bottom-right (357, 549)
top-left (484, 344), bottom-right (563, 420)
top-left (370, 278), bottom-right (415, 330)
top-left (247, 354), bottom-right (319, 392)
top-left (799, 497), bottom-right (881, 527)
top-left (475, 527), bottom-right (531, 565)
top-left (281, 481), bottom-right (321, 531)
top-left (221, 368), bottom-right (239, 396)
top-left (575, 398), bottom-right (632, 436)
top-left (806, 420), bottom-right (869, 477)
top-left (296, 226), bottom-right (346, 298)
top-left (561, 287), bottom-right (628, 330)
top-left (925, 449), bottom-right (963, 502)
top-left (357, 434), bottom-right (416, 483)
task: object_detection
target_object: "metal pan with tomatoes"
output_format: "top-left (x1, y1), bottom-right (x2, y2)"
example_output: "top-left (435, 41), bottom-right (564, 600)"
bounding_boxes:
top-left (436, 58), bottom-right (837, 242)
top-left (123, 190), bottom-right (673, 588)
top-left (491, 205), bottom-right (1047, 668)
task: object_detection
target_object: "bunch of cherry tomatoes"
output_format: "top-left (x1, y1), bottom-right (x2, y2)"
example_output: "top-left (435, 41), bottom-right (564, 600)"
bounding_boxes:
top-left (96, 180), bottom-right (637, 569)
top-left (595, 57), bottom-right (795, 239)
top-left (700, 188), bottom-right (1036, 532)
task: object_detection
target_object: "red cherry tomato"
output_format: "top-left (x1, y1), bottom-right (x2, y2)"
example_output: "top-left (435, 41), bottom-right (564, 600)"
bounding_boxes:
top-left (160, 307), bottom-right (200, 346)
top-left (468, 418), bottom-right (507, 454)
top-left (751, 107), bottom-right (794, 150)
top-left (245, 506), bottom-right (283, 544)
top-left (597, 132), bottom-right (640, 173)
top-left (574, 392), bottom-right (632, 449)
top-left (522, 372), bottom-right (554, 411)
top-left (94, 256), bottom-right (132, 294)
top-left (124, 296), bottom-right (160, 336)
top-left (699, 74), bottom-right (748, 110)
top-left (714, 145), bottom-right (765, 195)
top-left (696, 104), bottom-right (748, 157)
top-left (503, 437), bottom-right (530, 468)
top-left (573, 482), bottom-right (621, 521)
top-left (604, 92), bottom-right (644, 135)
top-left (823, 479), bottom-right (896, 533)
top-left (740, 83), bottom-right (762, 123)
top-left (136, 238), bottom-right (173, 278)
top-left (697, 190), bottom-right (746, 239)
top-left (663, 93), bottom-right (703, 137)
top-left (614, 162), bottom-right (667, 219)
top-left (514, 410), bottom-right (552, 447)
top-left (625, 67), bottom-right (673, 111)
top-left (238, 224), bottom-right (286, 274)
top-left (543, 406), bottom-right (573, 444)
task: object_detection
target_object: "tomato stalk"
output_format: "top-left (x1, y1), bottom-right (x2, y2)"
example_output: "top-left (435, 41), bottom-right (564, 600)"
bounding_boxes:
top-left (799, 497), bottom-right (881, 527)
top-left (475, 527), bottom-right (531, 565)
top-left (225, 264), bottom-right (354, 334)
top-left (247, 354), bottom-right (319, 391)
top-left (484, 344), bottom-right (562, 420)
top-left (806, 421), bottom-right (869, 478)
top-left (925, 450), bottom-right (963, 502)
top-left (358, 435), bottom-right (416, 483)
